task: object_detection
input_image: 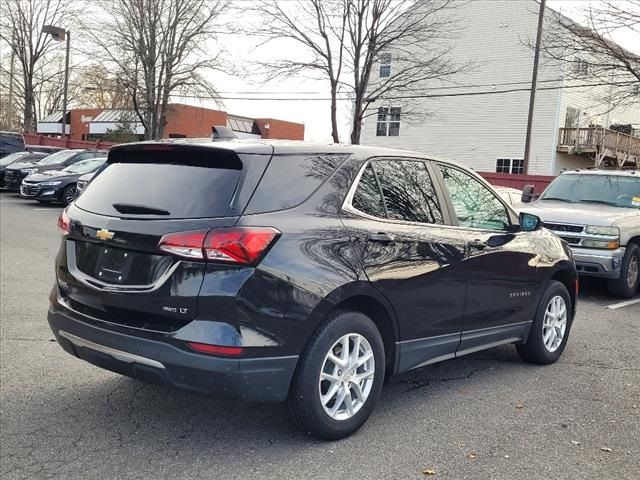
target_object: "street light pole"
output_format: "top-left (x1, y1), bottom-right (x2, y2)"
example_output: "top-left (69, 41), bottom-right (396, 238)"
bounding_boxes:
top-left (42, 25), bottom-right (70, 139)
top-left (61, 30), bottom-right (70, 139)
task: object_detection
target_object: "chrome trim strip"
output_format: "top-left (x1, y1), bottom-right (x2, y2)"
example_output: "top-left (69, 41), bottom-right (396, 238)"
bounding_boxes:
top-left (65, 240), bottom-right (180, 293)
top-left (58, 330), bottom-right (166, 369)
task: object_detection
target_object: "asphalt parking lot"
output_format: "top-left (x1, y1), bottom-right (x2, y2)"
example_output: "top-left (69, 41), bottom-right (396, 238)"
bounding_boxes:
top-left (1, 194), bottom-right (638, 480)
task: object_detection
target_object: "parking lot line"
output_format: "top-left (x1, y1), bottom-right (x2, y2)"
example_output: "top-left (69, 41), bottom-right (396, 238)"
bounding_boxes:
top-left (606, 298), bottom-right (640, 310)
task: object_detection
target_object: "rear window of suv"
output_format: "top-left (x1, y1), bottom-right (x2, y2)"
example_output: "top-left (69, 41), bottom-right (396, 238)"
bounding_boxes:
top-left (75, 147), bottom-right (242, 219)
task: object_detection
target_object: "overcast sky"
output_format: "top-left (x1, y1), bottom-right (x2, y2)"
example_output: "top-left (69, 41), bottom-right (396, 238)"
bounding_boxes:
top-left (178, 1), bottom-right (640, 142)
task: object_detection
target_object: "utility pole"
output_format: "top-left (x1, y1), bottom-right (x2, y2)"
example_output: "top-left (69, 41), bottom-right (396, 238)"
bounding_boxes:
top-left (523, 0), bottom-right (546, 174)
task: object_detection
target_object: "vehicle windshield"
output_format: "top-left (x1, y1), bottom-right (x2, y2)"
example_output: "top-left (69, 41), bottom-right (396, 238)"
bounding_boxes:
top-left (37, 150), bottom-right (81, 166)
top-left (63, 158), bottom-right (106, 174)
top-left (0, 152), bottom-right (29, 166)
top-left (540, 174), bottom-right (640, 209)
top-left (0, 132), bottom-right (25, 154)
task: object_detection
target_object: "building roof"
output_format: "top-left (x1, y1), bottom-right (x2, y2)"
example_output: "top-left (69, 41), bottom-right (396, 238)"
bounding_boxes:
top-left (91, 110), bottom-right (139, 123)
top-left (40, 111), bottom-right (64, 122)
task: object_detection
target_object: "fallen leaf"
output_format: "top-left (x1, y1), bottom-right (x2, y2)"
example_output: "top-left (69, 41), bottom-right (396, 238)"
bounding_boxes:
top-left (515, 404), bottom-right (525, 409)
top-left (504, 455), bottom-right (510, 459)
top-left (571, 441), bottom-right (580, 446)
top-left (454, 441), bottom-right (465, 448)
top-left (601, 447), bottom-right (612, 453)
top-left (423, 469), bottom-right (436, 476)
top-left (467, 452), bottom-right (477, 459)
top-left (561, 423), bottom-right (568, 428)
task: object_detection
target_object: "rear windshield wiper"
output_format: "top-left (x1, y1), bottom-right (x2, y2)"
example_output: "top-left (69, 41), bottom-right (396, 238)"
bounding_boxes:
top-left (578, 199), bottom-right (618, 207)
top-left (112, 203), bottom-right (170, 215)
top-left (540, 197), bottom-right (574, 202)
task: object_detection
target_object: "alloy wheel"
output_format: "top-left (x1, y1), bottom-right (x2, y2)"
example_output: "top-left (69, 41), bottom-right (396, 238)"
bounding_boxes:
top-left (64, 187), bottom-right (76, 204)
top-left (627, 254), bottom-right (639, 289)
top-left (542, 295), bottom-right (567, 352)
top-left (319, 333), bottom-right (375, 421)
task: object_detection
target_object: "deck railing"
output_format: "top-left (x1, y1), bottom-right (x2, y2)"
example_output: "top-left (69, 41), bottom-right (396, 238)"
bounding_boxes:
top-left (558, 127), bottom-right (640, 162)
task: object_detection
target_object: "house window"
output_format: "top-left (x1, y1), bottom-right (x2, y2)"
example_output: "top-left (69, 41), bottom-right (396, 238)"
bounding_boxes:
top-left (573, 58), bottom-right (589, 76)
top-left (376, 107), bottom-right (401, 136)
top-left (379, 53), bottom-right (392, 78)
top-left (496, 158), bottom-right (524, 174)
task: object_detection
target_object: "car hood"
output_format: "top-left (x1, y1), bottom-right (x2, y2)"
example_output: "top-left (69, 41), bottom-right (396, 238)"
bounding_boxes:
top-left (523, 200), bottom-right (640, 227)
top-left (26, 170), bottom-right (79, 183)
top-left (6, 160), bottom-right (38, 170)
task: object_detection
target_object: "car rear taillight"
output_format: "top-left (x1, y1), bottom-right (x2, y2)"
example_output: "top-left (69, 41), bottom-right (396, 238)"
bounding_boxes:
top-left (187, 341), bottom-right (245, 356)
top-left (158, 227), bottom-right (280, 265)
top-left (57, 209), bottom-right (70, 235)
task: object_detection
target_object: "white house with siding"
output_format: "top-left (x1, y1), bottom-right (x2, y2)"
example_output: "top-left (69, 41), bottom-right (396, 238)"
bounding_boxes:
top-left (361, 0), bottom-right (640, 175)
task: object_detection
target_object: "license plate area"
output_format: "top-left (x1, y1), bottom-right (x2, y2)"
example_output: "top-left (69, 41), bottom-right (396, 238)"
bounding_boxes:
top-left (95, 246), bottom-right (135, 283)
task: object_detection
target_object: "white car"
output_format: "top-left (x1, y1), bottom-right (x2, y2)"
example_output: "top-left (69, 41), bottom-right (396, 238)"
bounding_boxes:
top-left (496, 187), bottom-right (524, 210)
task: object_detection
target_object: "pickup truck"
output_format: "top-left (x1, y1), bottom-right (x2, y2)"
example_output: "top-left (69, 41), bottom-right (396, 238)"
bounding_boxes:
top-left (521, 169), bottom-right (640, 298)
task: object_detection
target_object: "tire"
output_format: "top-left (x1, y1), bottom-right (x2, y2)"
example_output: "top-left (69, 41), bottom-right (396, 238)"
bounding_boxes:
top-left (287, 310), bottom-right (385, 440)
top-left (61, 184), bottom-right (77, 206)
top-left (607, 243), bottom-right (640, 299)
top-left (517, 280), bottom-right (573, 365)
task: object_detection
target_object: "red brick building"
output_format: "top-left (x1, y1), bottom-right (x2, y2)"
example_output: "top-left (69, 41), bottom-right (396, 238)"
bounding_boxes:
top-left (37, 104), bottom-right (304, 141)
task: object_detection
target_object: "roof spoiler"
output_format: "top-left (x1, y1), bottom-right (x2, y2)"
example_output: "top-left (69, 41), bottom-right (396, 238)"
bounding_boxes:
top-left (211, 126), bottom-right (238, 140)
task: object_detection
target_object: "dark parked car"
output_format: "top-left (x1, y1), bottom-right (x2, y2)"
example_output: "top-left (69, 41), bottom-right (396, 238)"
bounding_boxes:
top-left (0, 152), bottom-right (47, 188)
top-left (3, 149), bottom-right (105, 191)
top-left (21, 157), bottom-right (107, 205)
top-left (49, 140), bottom-right (578, 439)
top-left (0, 131), bottom-right (26, 160)
top-left (74, 171), bottom-right (97, 197)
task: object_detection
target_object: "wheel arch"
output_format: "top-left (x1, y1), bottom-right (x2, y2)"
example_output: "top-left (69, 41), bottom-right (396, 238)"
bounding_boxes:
top-left (548, 262), bottom-right (578, 314)
top-left (310, 282), bottom-right (400, 378)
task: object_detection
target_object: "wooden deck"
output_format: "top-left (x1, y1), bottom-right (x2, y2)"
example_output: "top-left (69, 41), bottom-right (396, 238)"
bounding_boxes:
top-left (557, 127), bottom-right (640, 169)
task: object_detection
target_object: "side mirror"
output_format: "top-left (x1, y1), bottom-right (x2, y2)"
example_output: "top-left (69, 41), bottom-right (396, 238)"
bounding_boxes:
top-left (520, 212), bottom-right (543, 232)
top-left (521, 184), bottom-right (535, 203)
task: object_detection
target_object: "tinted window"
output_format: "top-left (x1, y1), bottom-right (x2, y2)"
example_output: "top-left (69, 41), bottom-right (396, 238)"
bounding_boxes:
top-left (0, 152), bottom-right (29, 166)
top-left (0, 133), bottom-right (25, 153)
top-left (245, 154), bottom-right (348, 214)
top-left (439, 165), bottom-right (510, 231)
top-left (373, 160), bottom-right (443, 224)
top-left (76, 162), bottom-right (241, 219)
top-left (352, 164), bottom-right (385, 218)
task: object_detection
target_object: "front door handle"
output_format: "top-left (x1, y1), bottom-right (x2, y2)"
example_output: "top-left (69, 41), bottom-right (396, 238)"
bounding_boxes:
top-left (467, 239), bottom-right (487, 250)
top-left (368, 232), bottom-right (395, 244)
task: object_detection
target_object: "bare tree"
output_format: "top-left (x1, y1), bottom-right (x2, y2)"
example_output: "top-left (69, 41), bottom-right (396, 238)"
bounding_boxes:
top-left (250, 0), bottom-right (465, 144)
top-left (541, 1), bottom-right (640, 110)
top-left (83, 0), bottom-right (227, 140)
top-left (71, 65), bottom-right (133, 110)
top-left (0, 0), bottom-right (75, 131)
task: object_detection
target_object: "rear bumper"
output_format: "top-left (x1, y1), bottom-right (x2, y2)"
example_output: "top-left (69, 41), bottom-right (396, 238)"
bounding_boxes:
top-left (572, 246), bottom-right (625, 279)
top-left (48, 304), bottom-right (298, 402)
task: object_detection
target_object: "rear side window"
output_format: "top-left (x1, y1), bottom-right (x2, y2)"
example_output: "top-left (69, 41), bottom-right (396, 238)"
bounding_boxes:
top-left (352, 164), bottom-right (386, 218)
top-left (374, 160), bottom-right (444, 224)
top-left (245, 154), bottom-right (348, 214)
top-left (76, 151), bottom-right (242, 219)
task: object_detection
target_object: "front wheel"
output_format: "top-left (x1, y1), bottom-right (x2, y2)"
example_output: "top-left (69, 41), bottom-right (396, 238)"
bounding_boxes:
top-left (287, 310), bottom-right (385, 440)
top-left (61, 184), bottom-right (77, 206)
top-left (517, 280), bottom-right (573, 364)
top-left (607, 243), bottom-right (640, 298)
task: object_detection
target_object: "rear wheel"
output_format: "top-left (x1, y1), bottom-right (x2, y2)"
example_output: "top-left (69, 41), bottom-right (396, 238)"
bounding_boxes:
top-left (61, 184), bottom-right (77, 205)
top-left (287, 310), bottom-right (385, 440)
top-left (607, 243), bottom-right (640, 298)
top-left (517, 280), bottom-right (572, 364)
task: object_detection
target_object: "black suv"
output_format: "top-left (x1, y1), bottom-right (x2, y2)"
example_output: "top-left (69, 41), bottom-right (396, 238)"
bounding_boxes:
top-left (3, 149), bottom-right (105, 191)
top-left (49, 140), bottom-right (578, 439)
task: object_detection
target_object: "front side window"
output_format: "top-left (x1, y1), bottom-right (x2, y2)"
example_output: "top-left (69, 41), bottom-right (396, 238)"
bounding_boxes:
top-left (379, 53), bottom-right (391, 78)
top-left (376, 107), bottom-right (401, 137)
top-left (375, 160), bottom-right (443, 224)
top-left (352, 164), bottom-right (385, 218)
top-left (439, 165), bottom-right (510, 231)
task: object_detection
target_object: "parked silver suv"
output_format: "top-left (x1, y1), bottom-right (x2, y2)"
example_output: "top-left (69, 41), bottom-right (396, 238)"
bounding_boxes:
top-left (522, 170), bottom-right (640, 298)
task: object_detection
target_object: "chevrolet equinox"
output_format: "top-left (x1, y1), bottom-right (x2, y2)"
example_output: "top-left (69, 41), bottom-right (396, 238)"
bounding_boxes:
top-left (48, 139), bottom-right (578, 439)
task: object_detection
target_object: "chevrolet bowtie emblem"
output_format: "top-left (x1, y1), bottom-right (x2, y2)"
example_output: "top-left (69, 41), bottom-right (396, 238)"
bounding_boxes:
top-left (96, 228), bottom-right (114, 241)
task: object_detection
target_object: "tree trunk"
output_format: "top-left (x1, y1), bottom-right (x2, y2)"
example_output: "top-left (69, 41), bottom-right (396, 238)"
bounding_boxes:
top-left (350, 97), bottom-right (363, 145)
top-left (330, 81), bottom-right (340, 143)
top-left (23, 76), bottom-right (35, 133)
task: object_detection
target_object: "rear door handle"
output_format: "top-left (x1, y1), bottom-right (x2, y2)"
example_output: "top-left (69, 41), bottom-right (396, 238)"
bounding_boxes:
top-left (368, 232), bottom-right (395, 244)
top-left (467, 239), bottom-right (487, 250)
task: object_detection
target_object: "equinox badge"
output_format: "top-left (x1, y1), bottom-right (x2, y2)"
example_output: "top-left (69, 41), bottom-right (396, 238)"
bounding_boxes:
top-left (95, 228), bottom-right (115, 241)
